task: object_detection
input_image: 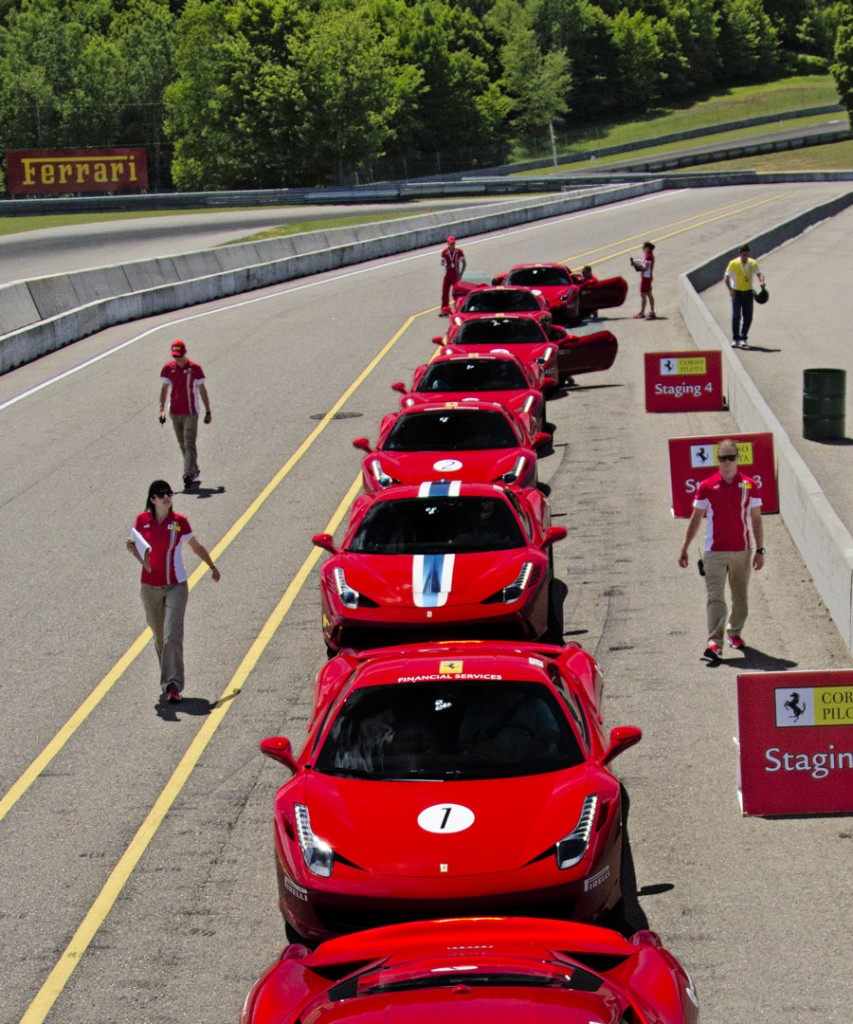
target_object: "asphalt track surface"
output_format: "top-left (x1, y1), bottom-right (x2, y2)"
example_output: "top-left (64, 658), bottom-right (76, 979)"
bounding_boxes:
top-left (1, 184), bottom-right (852, 1024)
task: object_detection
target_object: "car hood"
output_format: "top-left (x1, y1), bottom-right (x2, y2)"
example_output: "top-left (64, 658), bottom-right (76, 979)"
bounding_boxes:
top-left (369, 449), bottom-right (533, 485)
top-left (334, 551), bottom-right (538, 608)
top-left (299, 767), bottom-right (595, 875)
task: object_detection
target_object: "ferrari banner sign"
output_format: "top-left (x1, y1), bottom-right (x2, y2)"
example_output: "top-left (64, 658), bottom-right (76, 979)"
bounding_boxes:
top-left (737, 670), bottom-right (853, 815)
top-left (644, 351), bottom-right (724, 412)
top-left (667, 432), bottom-right (778, 518)
top-left (5, 147), bottom-right (148, 195)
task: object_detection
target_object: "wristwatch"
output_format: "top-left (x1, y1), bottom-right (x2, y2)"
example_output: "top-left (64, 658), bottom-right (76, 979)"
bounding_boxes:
top-left (756, 547), bottom-right (765, 555)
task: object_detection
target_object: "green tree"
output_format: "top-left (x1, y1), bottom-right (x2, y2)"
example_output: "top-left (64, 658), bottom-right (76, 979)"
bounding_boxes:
top-left (831, 6), bottom-right (853, 123)
top-left (487, 0), bottom-right (571, 135)
top-left (165, 0), bottom-right (305, 189)
top-left (286, 4), bottom-right (422, 183)
top-left (609, 8), bottom-right (665, 112)
top-left (717, 0), bottom-right (782, 81)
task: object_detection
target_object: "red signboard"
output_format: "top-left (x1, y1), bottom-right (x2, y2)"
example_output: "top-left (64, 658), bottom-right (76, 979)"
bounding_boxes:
top-left (645, 350), bottom-right (724, 412)
top-left (668, 432), bottom-right (778, 518)
top-left (5, 147), bottom-right (148, 195)
top-left (737, 670), bottom-right (853, 815)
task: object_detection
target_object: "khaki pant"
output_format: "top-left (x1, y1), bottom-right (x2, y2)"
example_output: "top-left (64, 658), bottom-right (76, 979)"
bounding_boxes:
top-left (703, 549), bottom-right (752, 644)
top-left (140, 582), bottom-right (189, 692)
top-left (170, 413), bottom-right (199, 476)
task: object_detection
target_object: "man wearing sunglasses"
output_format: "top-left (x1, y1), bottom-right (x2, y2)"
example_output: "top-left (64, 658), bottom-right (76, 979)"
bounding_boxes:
top-left (677, 439), bottom-right (765, 659)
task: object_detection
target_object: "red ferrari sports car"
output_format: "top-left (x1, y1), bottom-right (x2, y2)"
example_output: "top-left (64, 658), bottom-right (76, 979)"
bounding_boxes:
top-left (451, 283), bottom-right (553, 320)
top-left (312, 481), bottom-right (565, 651)
top-left (491, 263), bottom-right (629, 322)
top-left (490, 263), bottom-right (581, 323)
top-left (241, 917), bottom-right (699, 1024)
top-left (391, 350), bottom-right (548, 436)
top-left (352, 400), bottom-right (551, 493)
top-left (437, 313), bottom-right (618, 386)
top-left (259, 640), bottom-right (643, 943)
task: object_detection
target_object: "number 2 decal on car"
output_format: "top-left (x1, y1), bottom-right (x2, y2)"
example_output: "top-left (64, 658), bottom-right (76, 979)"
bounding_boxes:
top-left (418, 803), bottom-right (475, 833)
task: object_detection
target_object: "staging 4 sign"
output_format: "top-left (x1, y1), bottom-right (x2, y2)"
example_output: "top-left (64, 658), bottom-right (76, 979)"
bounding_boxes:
top-left (737, 670), bottom-right (853, 815)
top-left (645, 351), bottom-right (723, 412)
top-left (668, 432), bottom-right (778, 518)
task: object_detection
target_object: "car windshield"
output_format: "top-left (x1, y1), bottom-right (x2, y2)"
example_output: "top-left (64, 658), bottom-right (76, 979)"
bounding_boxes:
top-left (347, 495), bottom-right (526, 554)
top-left (461, 291), bottom-right (541, 313)
top-left (507, 266), bottom-right (571, 287)
top-left (384, 410), bottom-right (518, 451)
top-left (314, 680), bottom-right (584, 780)
top-left (418, 360), bottom-right (529, 392)
top-left (454, 319), bottom-right (544, 345)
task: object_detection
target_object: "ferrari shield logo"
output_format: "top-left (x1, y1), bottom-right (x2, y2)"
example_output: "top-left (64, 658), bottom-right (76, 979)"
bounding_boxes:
top-left (439, 661), bottom-right (464, 674)
top-left (440, 863), bottom-right (449, 873)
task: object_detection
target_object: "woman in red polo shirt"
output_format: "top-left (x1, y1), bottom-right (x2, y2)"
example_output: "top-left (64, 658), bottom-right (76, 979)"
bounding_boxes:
top-left (127, 479), bottom-right (221, 702)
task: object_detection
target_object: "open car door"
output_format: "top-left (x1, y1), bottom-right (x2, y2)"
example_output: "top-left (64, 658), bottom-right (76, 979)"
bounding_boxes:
top-left (577, 275), bottom-right (629, 314)
top-left (554, 329), bottom-right (618, 381)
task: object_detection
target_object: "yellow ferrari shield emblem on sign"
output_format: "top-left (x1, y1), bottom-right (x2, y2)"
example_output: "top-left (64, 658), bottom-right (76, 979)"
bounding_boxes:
top-left (439, 661), bottom-right (464, 674)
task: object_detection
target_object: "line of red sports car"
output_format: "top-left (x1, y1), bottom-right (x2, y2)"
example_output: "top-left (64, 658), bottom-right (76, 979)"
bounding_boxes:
top-left (243, 259), bottom-right (701, 1022)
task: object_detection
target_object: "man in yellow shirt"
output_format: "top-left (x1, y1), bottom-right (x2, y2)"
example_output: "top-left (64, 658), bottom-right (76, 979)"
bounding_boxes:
top-left (724, 244), bottom-right (765, 349)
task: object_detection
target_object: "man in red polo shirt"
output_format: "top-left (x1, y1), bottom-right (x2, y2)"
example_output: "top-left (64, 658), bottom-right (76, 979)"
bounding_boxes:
top-left (158, 340), bottom-right (212, 490)
top-left (439, 235), bottom-right (466, 316)
top-left (677, 438), bottom-right (765, 659)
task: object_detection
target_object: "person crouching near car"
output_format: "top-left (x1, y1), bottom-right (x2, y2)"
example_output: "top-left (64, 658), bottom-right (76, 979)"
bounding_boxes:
top-left (126, 480), bottom-right (221, 703)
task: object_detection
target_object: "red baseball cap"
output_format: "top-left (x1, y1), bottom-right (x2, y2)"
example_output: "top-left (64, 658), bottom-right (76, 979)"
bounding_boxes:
top-left (447, 235), bottom-right (456, 243)
top-left (171, 340), bottom-right (186, 355)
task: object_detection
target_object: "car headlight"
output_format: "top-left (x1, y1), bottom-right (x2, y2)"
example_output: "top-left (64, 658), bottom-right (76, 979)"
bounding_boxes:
top-left (497, 456), bottom-right (528, 486)
top-left (370, 458), bottom-right (398, 488)
top-left (543, 346), bottom-right (555, 363)
top-left (556, 794), bottom-right (598, 869)
top-left (559, 291), bottom-right (574, 302)
top-left (294, 803), bottom-right (334, 877)
top-left (332, 567), bottom-right (378, 609)
top-left (483, 561), bottom-right (538, 604)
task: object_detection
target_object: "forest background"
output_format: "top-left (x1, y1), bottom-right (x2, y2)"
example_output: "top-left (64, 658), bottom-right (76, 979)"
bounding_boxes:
top-left (0, 0), bottom-right (851, 192)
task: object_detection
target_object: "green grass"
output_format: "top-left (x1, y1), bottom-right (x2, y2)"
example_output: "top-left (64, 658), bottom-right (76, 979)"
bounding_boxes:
top-left (0, 207), bottom-right (418, 239)
top-left (553, 74), bottom-right (841, 152)
top-left (697, 139), bottom-right (853, 172)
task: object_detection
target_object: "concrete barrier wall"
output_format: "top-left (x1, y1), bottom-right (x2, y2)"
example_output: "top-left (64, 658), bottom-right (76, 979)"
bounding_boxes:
top-left (680, 190), bottom-right (853, 652)
top-left (0, 181), bottom-right (660, 374)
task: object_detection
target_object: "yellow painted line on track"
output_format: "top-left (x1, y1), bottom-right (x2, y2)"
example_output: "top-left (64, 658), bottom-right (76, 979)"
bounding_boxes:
top-left (18, 474), bottom-right (364, 1024)
top-left (564, 191), bottom-right (788, 267)
top-left (0, 312), bottom-right (428, 823)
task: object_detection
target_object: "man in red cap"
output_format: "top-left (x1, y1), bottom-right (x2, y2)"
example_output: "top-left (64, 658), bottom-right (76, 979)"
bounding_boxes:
top-left (439, 235), bottom-right (466, 316)
top-left (158, 340), bottom-right (212, 490)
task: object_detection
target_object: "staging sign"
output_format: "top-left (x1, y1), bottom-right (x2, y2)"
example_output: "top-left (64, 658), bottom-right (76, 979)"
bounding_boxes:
top-left (6, 147), bottom-right (148, 195)
top-left (668, 432), bottom-right (778, 518)
top-left (737, 670), bottom-right (853, 815)
top-left (645, 351), bottom-right (723, 412)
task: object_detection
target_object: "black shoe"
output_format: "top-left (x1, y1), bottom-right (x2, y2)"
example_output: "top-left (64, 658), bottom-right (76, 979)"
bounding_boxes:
top-left (183, 473), bottom-right (193, 490)
top-left (165, 683), bottom-right (183, 703)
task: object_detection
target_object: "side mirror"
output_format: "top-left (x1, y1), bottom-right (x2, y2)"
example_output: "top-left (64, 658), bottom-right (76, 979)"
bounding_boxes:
top-left (259, 736), bottom-right (298, 773)
top-left (603, 725), bottom-right (643, 765)
top-left (312, 532), bottom-right (337, 554)
top-left (532, 431), bottom-right (552, 449)
top-left (544, 525), bottom-right (567, 547)
top-left (352, 437), bottom-right (371, 453)
top-left (390, 382), bottom-right (406, 394)
top-left (432, 336), bottom-right (445, 346)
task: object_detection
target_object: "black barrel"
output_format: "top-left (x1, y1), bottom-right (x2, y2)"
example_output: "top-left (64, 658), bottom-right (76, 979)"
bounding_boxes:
top-left (803, 368), bottom-right (846, 441)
